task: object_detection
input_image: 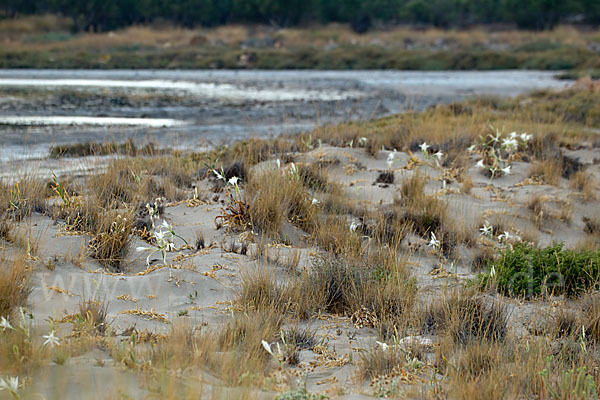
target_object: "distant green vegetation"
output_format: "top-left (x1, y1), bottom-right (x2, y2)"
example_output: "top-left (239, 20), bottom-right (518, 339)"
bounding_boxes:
top-left (486, 243), bottom-right (600, 298)
top-left (2, 45), bottom-right (599, 71)
top-left (2, 0), bottom-right (599, 32)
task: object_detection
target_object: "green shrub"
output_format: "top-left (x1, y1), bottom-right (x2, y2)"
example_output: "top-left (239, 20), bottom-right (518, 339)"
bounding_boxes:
top-left (487, 243), bottom-right (600, 298)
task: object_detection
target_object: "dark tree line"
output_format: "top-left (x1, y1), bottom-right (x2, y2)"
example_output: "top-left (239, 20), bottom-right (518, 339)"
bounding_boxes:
top-left (2, 0), bottom-right (599, 32)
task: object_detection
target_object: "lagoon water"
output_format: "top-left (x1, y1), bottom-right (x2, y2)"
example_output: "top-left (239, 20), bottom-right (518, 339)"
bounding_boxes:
top-left (0, 69), bottom-right (570, 161)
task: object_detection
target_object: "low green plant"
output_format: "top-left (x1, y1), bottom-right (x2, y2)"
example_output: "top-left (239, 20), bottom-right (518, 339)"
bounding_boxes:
top-left (484, 242), bottom-right (600, 298)
top-left (8, 183), bottom-right (22, 211)
top-left (51, 172), bottom-right (73, 208)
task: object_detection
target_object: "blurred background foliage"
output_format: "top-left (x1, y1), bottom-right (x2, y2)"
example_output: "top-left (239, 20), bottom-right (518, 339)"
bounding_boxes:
top-left (1, 0), bottom-right (599, 32)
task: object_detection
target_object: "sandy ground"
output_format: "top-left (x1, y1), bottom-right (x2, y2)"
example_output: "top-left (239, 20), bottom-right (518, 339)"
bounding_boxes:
top-left (2, 140), bottom-right (599, 399)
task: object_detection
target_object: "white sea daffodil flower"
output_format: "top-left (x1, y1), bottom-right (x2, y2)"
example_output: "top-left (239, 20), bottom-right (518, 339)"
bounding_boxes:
top-left (509, 131), bottom-right (518, 139)
top-left (476, 159), bottom-right (486, 169)
top-left (43, 330), bottom-right (60, 348)
top-left (137, 245), bottom-right (159, 266)
top-left (501, 165), bottom-right (511, 175)
top-left (359, 137), bottom-right (368, 145)
top-left (311, 198), bottom-right (320, 205)
top-left (386, 152), bottom-right (395, 169)
top-left (467, 144), bottom-right (476, 152)
top-left (520, 133), bottom-right (532, 142)
top-left (0, 316), bottom-right (13, 332)
top-left (479, 223), bottom-right (493, 237)
top-left (228, 176), bottom-right (240, 186)
top-left (498, 231), bottom-right (512, 242)
top-left (261, 340), bottom-right (275, 357)
top-left (0, 376), bottom-right (21, 395)
top-left (261, 340), bottom-right (283, 363)
top-left (349, 221), bottom-right (360, 232)
top-left (375, 341), bottom-right (390, 351)
top-left (212, 168), bottom-right (225, 181)
top-left (137, 220), bottom-right (184, 266)
top-left (419, 142), bottom-right (430, 153)
top-left (154, 229), bottom-right (166, 241)
top-left (434, 151), bottom-right (443, 160)
top-left (428, 232), bottom-right (440, 249)
top-left (502, 138), bottom-right (518, 150)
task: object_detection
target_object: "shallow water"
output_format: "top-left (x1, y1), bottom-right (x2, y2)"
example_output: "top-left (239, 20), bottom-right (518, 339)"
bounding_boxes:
top-left (0, 69), bottom-right (570, 163)
top-left (0, 115), bottom-right (186, 127)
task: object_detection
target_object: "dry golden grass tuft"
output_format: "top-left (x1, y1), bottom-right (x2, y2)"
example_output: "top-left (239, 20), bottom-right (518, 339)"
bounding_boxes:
top-left (0, 322), bottom-right (45, 375)
top-left (207, 311), bottom-right (283, 383)
top-left (460, 174), bottom-right (474, 194)
top-left (558, 199), bottom-right (574, 223)
top-left (237, 268), bottom-right (290, 315)
top-left (0, 214), bottom-right (12, 242)
top-left (552, 293), bottom-right (600, 345)
top-left (396, 174), bottom-right (447, 239)
top-left (529, 160), bottom-right (562, 186)
top-left (88, 210), bottom-right (134, 270)
top-left (398, 172), bottom-right (426, 204)
top-left (297, 162), bottom-right (330, 192)
top-left (109, 312), bottom-right (283, 394)
top-left (54, 197), bottom-right (99, 233)
top-left (0, 256), bottom-right (31, 318)
top-left (0, 257), bottom-right (47, 376)
top-left (367, 209), bottom-right (412, 249)
top-left (394, 172), bottom-right (473, 256)
top-left (88, 163), bottom-right (140, 207)
top-left (311, 216), bottom-right (363, 258)
top-left (570, 171), bottom-right (596, 201)
top-left (357, 346), bottom-right (407, 382)
top-left (551, 306), bottom-right (580, 339)
top-left (74, 298), bottom-right (110, 336)
top-left (225, 137), bottom-right (295, 166)
top-left (294, 254), bottom-right (415, 326)
top-left (582, 292), bottom-right (600, 343)
top-left (89, 157), bottom-right (192, 207)
top-left (364, 135), bottom-right (382, 158)
top-left (442, 340), bottom-right (509, 400)
top-left (471, 246), bottom-right (496, 272)
top-left (238, 249), bottom-right (416, 335)
top-left (528, 193), bottom-right (549, 229)
top-left (422, 289), bottom-right (507, 344)
top-left (0, 177), bottom-right (50, 221)
top-left (245, 167), bottom-right (316, 238)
